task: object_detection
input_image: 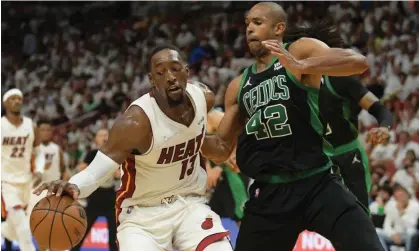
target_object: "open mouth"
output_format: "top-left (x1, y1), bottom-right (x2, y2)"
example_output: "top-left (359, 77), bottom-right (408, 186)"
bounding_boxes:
top-left (247, 38), bottom-right (259, 43)
top-left (168, 85), bottom-right (182, 93)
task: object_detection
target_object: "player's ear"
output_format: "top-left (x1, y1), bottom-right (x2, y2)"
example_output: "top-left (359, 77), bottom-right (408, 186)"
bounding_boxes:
top-left (274, 22), bottom-right (286, 36)
top-left (3, 100), bottom-right (9, 109)
top-left (185, 65), bottom-right (189, 77)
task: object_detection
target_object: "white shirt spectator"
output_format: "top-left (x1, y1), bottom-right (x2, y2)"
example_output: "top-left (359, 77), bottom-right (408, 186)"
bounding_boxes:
top-left (384, 73), bottom-right (402, 98)
top-left (400, 73), bottom-right (419, 100)
top-left (383, 199), bottom-right (419, 236)
top-left (395, 141), bottom-right (419, 169)
top-left (60, 93), bottom-right (83, 119)
top-left (176, 25), bottom-right (195, 48)
top-left (231, 57), bottom-right (254, 73)
top-left (392, 169), bottom-right (419, 196)
top-left (371, 143), bottom-right (398, 162)
top-left (358, 109), bottom-right (377, 128)
top-left (370, 199), bottom-right (395, 215)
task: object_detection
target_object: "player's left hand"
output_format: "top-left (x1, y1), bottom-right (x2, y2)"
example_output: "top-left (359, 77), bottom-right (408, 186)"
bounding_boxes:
top-left (366, 127), bottom-right (390, 145)
top-left (225, 154), bottom-right (240, 173)
top-left (261, 40), bottom-right (303, 75)
top-left (32, 172), bottom-right (43, 188)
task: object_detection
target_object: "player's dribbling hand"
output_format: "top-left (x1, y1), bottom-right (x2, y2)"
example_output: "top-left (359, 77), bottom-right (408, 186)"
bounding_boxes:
top-left (33, 180), bottom-right (80, 200)
top-left (261, 40), bottom-right (303, 74)
top-left (366, 127), bottom-right (390, 145)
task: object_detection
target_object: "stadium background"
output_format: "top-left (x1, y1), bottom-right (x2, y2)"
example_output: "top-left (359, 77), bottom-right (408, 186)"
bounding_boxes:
top-left (1, 1), bottom-right (418, 251)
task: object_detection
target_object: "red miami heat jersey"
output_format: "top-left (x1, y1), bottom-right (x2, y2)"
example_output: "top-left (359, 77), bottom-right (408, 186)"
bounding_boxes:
top-left (116, 83), bottom-right (208, 208)
top-left (1, 116), bottom-right (35, 184)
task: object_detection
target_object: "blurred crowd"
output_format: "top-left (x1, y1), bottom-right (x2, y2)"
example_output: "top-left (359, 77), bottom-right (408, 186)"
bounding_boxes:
top-left (2, 1), bottom-right (419, 250)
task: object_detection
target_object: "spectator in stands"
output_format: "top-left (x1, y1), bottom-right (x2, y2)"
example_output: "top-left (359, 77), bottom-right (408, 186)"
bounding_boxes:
top-left (405, 149), bottom-right (419, 170)
top-left (370, 184), bottom-right (394, 215)
top-left (370, 184), bottom-right (393, 228)
top-left (394, 131), bottom-right (419, 169)
top-left (377, 185), bottom-right (419, 251)
top-left (370, 165), bottom-right (390, 199)
top-left (400, 64), bottom-right (419, 101)
top-left (1, 2), bottom-right (419, 248)
top-left (392, 155), bottom-right (419, 197)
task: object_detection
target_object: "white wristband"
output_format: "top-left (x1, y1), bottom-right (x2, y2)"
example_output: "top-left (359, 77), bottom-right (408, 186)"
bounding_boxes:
top-left (69, 151), bottom-right (120, 198)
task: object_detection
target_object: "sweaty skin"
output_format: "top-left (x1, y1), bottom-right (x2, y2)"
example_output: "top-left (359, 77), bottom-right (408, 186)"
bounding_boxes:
top-left (206, 109), bottom-right (240, 186)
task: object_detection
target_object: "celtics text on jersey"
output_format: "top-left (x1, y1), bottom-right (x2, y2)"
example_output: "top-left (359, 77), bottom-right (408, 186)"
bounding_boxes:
top-left (235, 53), bottom-right (331, 182)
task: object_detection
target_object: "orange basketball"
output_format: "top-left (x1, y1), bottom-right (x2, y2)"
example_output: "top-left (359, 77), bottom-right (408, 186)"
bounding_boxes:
top-left (30, 195), bottom-right (87, 251)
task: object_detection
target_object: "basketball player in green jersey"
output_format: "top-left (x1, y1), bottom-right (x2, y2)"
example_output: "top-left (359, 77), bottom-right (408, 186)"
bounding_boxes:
top-left (201, 2), bottom-right (384, 251)
top-left (283, 21), bottom-right (393, 209)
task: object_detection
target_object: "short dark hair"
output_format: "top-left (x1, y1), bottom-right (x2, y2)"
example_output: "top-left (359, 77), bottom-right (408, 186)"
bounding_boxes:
top-left (37, 118), bottom-right (51, 127)
top-left (378, 184), bottom-right (393, 196)
top-left (147, 44), bottom-right (183, 72)
top-left (284, 20), bottom-right (344, 48)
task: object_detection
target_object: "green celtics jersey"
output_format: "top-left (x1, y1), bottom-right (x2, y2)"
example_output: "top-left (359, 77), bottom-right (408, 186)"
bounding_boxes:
top-left (236, 49), bottom-right (331, 181)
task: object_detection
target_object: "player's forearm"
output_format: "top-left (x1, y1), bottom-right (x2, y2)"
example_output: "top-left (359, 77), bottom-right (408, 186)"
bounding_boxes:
top-left (367, 102), bottom-right (393, 129)
top-left (33, 146), bottom-right (46, 174)
top-left (69, 151), bottom-right (119, 198)
top-left (201, 135), bottom-right (234, 164)
top-left (299, 49), bottom-right (369, 76)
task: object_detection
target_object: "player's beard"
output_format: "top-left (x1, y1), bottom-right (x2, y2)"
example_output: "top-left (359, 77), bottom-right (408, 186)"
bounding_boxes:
top-left (249, 44), bottom-right (270, 58)
top-left (167, 95), bottom-right (184, 107)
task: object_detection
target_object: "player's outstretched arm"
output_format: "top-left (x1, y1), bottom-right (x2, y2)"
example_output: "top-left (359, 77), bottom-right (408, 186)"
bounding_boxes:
top-left (363, 92), bottom-right (393, 145)
top-left (32, 124), bottom-right (46, 187)
top-left (357, 90), bottom-right (393, 146)
top-left (33, 106), bottom-right (152, 199)
top-left (201, 75), bottom-right (245, 164)
top-left (207, 108), bottom-right (225, 133)
top-left (328, 76), bottom-right (393, 145)
top-left (262, 38), bottom-right (369, 79)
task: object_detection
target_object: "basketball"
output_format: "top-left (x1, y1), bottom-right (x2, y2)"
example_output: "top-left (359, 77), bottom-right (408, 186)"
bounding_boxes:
top-left (30, 195), bottom-right (87, 250)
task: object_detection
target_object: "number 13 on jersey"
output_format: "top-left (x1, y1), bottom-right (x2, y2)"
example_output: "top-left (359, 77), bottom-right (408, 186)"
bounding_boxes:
top-left (245, 104), bottom-right (292, 140)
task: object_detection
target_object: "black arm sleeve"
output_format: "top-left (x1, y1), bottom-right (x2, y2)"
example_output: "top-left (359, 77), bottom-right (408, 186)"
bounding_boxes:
top-left (367, 101), bottom-right (393, 128)
top-left (83, 149), bottom-right (99, 165)
top-left (328, 76), bottom-right (368, 103)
